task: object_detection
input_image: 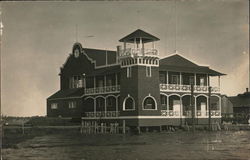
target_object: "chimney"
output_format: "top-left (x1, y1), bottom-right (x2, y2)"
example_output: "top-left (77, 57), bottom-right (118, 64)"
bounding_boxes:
top-left (116, 45), bottom-right (122, 63)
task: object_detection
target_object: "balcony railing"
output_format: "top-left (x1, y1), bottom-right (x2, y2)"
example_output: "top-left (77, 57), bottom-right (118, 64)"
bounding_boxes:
top-left (160, 84), bottom-right (220, 93)
top-left (85, 111), bottom-right (120, 118)
top-left (119, 48), bottom-right (158, 58)
top-left (85, 85), bottom-right (120, 95)
top-left (161, 110), bottom-right (221, 117)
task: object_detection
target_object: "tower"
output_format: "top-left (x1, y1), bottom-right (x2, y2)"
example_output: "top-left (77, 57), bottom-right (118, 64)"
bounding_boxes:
top-left (117, 29), bottom-right (161, 124)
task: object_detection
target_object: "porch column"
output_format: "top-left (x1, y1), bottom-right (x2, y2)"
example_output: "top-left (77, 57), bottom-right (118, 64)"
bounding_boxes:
top-left (166, 71), bottom-right (169, 84)
top-left (219, 96), bottom-right (222, 116)
top-left (115, 73), bottom-right (118, 86)
top-left (194, 96), bottom-right (197, 117)
top-left (94, 98), bottom-right (96, 117)
top-left (206, 97), bottom-right (209, 117)
top-left (180, 98), bottom-right (183, 118)
top-left (104, 98), bottom-right (107, 117)
top-left (180, 72), bottom-right (182, 85)
top-left (207, 74), bottom-right (209, 86)
top-left (94, 76), bottom-right (96, 88)
top-left (139, 37), bottom-right (142, 49)
top-left (134, 38), bottom-right (136, 49)
top-left (116, 97), bottom-right (119, 117)
top-left (167, 95), bottom-right (169, 111)
top-left (104, 75), bottom-right (106, 88)
top-left (194, 73), bottom-right (197, 86)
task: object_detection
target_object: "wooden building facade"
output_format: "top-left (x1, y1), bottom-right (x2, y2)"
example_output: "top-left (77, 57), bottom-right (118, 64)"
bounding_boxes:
top-left (47, 29), bottom-right (225, 127)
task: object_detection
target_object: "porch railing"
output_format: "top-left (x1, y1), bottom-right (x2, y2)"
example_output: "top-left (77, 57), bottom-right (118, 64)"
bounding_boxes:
top-left (85, 85), bottom-right (120, 95)
top-left (119, 48), bottom-right (158, 57)
top-left (161, 110), bottom-right (221, 117)
top-left (160, 84), bottom-right (220, 93)
top-left (85, 111), bottom-right (120, 118)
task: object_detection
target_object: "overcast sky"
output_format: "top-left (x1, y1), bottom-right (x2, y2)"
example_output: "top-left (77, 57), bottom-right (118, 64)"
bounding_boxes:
top-left (1, 0), bottom-right (249, 116)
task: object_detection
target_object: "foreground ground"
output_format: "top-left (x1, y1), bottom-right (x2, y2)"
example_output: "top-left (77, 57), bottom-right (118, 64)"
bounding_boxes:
top-left (2, 130), bottom-right (250, 160)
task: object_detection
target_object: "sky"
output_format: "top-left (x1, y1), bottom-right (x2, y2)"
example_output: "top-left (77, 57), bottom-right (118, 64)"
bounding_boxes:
top-left (1, 0), bottom-right (249, 116)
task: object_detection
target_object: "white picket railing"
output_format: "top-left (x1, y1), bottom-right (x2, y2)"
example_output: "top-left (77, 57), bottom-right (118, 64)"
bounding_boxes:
top-left (160, 84), bottom-right (220, 93)
top-left (85, 85), bottom-right (120, 95)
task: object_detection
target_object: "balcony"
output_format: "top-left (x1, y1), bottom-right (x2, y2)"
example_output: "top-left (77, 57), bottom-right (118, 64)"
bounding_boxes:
top-left (161, 110), bottom-right (221, 117)
top-left (119, 48), bottom-right (158, 58)
top-left (160, 84), bottom-right (220, 93)
top-left (85, 111), bottom-right (120, 118)
top-left (85, 85), bottom-right (120, 95)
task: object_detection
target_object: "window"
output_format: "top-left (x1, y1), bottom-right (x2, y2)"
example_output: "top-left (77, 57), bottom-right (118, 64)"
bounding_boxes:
top-left (200, 77), bottom-right (205, 86)
top-left (189, 76), bottom-right (195, 85)
top-left (68, 101), bottom-right (76, 109)
top-left (127, 67), bottom-right (132, 78)
top-left (171, 75), bottom-right (179, 84)
top-left (160, 95), bottom-right (167, 105)
top-left (69, 75), bottom-right (83, 88)
top-left (51, 103), bottom-right (58, 109)
top-left (123, 96), bottom-right (135, 110)
top-left (143, 97), bottom-right (156, 110)
top-left (146, 66), bottom-right (151, 77)
top-left (159, 72), bottom-right (166, 83)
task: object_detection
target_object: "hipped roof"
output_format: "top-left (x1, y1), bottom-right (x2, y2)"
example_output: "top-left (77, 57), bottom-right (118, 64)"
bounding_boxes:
top-left (119, 29), bottom-right (160, 43)
top-left (47, 88), bottom-right (84, 100)
top-left (159, 54), bottom-right (226, 76)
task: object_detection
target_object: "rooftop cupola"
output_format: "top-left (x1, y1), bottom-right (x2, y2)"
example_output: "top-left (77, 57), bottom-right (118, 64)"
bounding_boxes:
top-left (117, 29), bottom-right (160, 67)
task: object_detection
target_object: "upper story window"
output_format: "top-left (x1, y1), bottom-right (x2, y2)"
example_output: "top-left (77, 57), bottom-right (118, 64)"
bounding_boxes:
top-left (127, 67), bottom-right (132, 78)
top-left (189, 76), bottom-right (195, 85)
top-left (171, 75), bottom-right (179, 84)
top-left (143, 96), bottom-right (157, 110)
top-left (146, 66), bottom-right (151, 77)
top-left (200, 77), bottom-right (205, 86)
top-left (123, 95), bottom-right (135, 110)
top-left (68, 101), bottom-right (76, 109)
top-left (159, 72), bottom-right (166, 83)
top-left (51, 103), bottom-right (58, 109)
top-left (69, 75), bottom-right (83, 89)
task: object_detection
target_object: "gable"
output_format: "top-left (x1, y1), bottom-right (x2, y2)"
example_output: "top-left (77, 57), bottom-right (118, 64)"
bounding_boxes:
top-left (160, 54), bottom-right (199, 67)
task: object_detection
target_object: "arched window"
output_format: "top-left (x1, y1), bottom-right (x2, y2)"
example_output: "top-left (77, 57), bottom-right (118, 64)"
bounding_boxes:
top-left (143, 96), bottom-right (157, 110)
top-left (123, 96), bottom-right (135, 110)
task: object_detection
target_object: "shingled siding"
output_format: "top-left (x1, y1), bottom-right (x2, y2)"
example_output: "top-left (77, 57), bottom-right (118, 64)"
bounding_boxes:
top-left (47, 98), bottom-right (83, 118)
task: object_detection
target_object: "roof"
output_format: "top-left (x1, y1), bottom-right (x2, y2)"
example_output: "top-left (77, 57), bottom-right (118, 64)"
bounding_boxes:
top-left (159, 54), bottom-right (226, 76)
top-left (229, 92), bottom-right (250, 108)
top-left (89, 65), bottom-right (121, 76)
top-left (83, 48), bottom-right (117, 66)
top-left (47, 88), bottom-right (84, 100)
top-left (119, 29), bottom-right (160, 43)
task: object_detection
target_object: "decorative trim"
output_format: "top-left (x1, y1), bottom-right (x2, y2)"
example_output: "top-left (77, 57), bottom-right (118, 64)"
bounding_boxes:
top-left (142, 94), bottom-right (157, 110)
top-left (123, 94), bottom-right (135, 111)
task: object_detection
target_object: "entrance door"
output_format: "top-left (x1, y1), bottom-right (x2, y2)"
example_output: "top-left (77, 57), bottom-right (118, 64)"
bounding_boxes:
top-left (201, 102), bottom-right (206, 116)
top-left (173, 100), bottom-right (181, 116)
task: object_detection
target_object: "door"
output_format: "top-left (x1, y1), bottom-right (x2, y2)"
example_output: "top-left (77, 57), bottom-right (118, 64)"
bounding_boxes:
top-left (201, 102), bottom-right (206, 116)
top-left (173, 100), bottom-right (181, 116)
